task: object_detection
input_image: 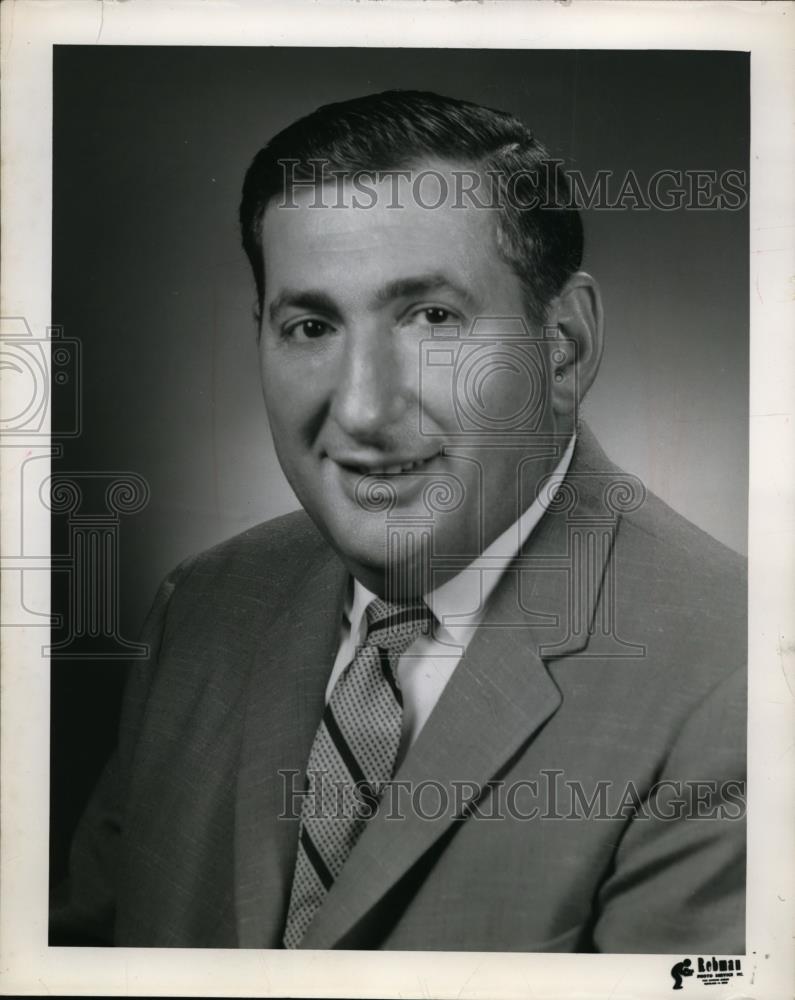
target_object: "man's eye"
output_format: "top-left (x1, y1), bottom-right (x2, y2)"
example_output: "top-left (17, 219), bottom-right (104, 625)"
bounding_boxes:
top-left (414, 307), bottom-right (458, 326)
top-left (284, 319), bottom-right (332, 340)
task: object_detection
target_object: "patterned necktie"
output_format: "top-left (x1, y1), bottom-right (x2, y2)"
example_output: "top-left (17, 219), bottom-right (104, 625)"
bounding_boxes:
top-left (282, 597), bottom-right (433, 949)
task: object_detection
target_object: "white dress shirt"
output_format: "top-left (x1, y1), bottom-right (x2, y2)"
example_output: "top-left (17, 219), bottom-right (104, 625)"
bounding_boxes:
top-left (326, 435), bottom-right (576, 765)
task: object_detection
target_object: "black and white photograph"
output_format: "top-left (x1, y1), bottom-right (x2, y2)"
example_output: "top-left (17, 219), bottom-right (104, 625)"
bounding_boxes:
top-left (1, 2), bottom-right (792, 998)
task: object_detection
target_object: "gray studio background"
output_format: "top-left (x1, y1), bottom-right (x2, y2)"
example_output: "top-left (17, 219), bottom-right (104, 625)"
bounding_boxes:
top-left (51, 47), bottom-right (748, 878)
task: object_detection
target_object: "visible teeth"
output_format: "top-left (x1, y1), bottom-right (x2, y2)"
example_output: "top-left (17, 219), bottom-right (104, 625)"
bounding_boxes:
top-left (355, 454), bottom-right (438, 476)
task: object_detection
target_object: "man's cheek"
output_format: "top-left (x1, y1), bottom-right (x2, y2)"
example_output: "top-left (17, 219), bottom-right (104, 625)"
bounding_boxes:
top-left (263, 386), bottom-right (314, 440)
top-left (416, 367), bottom-right (458, 436)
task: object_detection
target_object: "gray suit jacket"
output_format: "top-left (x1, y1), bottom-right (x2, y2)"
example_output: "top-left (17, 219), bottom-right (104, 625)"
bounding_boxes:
top-left (51, 427), bottom-right (746, 951)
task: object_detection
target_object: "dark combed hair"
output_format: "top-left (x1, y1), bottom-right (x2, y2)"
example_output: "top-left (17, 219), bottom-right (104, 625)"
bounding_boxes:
top-left (240, 89), bottom-right (583, 325)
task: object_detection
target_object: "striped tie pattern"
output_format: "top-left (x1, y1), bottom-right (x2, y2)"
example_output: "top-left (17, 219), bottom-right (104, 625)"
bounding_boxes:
top-left (282, 597), bottom-right (433, 949)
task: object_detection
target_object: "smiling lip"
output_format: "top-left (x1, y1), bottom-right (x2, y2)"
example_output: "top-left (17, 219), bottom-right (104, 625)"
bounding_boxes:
top-left (331, 452), bottom-right (440, 476)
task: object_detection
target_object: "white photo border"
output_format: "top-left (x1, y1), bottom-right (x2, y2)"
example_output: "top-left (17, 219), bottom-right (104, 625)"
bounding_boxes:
top-left (1, 1), bottom-right (793, 997)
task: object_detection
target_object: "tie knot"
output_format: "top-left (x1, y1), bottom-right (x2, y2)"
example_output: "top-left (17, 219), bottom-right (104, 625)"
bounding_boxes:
top-left (364, 597), bottom-right (434, 657)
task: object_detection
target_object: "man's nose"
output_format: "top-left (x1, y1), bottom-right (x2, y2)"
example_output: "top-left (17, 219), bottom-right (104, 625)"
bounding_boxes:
top-left (330, 327), bottom-right (409, 441)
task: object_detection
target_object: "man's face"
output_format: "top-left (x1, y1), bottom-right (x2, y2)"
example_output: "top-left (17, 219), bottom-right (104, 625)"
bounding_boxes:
top-left (259, 165), bottom-right (561, 596)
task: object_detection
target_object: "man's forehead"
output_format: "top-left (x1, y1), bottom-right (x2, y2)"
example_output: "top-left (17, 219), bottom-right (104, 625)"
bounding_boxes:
top-left (261, 165), bottom-right (501, 255)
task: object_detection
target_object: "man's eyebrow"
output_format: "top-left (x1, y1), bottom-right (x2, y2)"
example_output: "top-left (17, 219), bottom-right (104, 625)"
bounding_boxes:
top-left (267, 273), bottom-right (476, 324)
top-left (268, 289), bottom-right (341, 324)
top-left (374, 274), bottom-right (476, 309)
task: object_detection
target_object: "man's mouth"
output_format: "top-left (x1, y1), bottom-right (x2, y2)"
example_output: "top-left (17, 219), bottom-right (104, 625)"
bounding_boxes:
top-left (332, 452), bottom-right (441, 476)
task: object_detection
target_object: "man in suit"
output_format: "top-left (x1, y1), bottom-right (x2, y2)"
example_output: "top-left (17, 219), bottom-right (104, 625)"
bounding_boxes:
top-left (51, 90), bottom-right (745, 952)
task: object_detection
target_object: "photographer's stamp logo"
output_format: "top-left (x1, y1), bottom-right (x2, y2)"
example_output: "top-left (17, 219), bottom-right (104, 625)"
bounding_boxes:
top-left (670, 956), bottom-right (744, 989)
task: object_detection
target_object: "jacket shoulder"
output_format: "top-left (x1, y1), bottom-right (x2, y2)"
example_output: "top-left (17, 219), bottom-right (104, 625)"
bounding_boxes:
top-left (131, 510), bottom-right (338, 718)
top-left (174, 509), bottom-right (331, 588)
top-left (619, 485), bottom-right (746, 597)
top-left (622, 486), bottom-right (745, 574)
top-left (575, 423), bottom-right (745, 591)
top-left (573, 425), bottom-right (746, 662)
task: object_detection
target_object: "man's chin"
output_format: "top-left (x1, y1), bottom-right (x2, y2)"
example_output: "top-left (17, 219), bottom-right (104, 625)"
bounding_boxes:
top-left (327, 526), bottom-right (433, 600)
top-left (299, 492), bottom-right (470, 599)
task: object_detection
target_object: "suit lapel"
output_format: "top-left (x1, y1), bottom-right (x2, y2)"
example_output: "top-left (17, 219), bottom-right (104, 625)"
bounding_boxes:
top-left (299, 427), bottom-right (625, 949)
top-left (234, 544), bottom-right (347, 947)
top-left (298, 571), bottom-right (564, 949)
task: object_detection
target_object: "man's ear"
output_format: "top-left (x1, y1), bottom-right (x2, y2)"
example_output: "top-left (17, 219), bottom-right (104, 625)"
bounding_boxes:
top-left (544, 271), bottom-right (604, 425)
